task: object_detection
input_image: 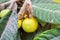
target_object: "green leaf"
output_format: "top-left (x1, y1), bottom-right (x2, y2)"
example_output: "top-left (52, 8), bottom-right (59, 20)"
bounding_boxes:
top-left (16, 31), bottom-right (21, 40)
top-left (33, 28), bottom-right (60, 40)
top-left (51, 24), bottom-right (60, 28)
top-left (0, 10), bottom-right (18, 40)
top-left (31, 0), bottom-right (60, 24)
top-left (0, 10), bottom-right (11, 37)
top-left (0, 3), bottom-right (21, 40)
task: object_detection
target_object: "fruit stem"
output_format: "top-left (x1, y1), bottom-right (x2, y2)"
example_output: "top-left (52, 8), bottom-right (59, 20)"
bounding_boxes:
top-left (18, 0), bottom-right (33, 20)
top-left (8, 0), bottom-right (17, 10)
top-left (25, 0), bottom-right (33, 18)
top-left (18, 0), bottom-right (27, 20)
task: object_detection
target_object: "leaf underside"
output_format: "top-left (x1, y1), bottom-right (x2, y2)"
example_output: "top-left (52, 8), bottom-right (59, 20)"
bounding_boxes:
top-left (0, 11), bottom-right (18, 40)
top-left (0, 11), bottom-right (11, 37)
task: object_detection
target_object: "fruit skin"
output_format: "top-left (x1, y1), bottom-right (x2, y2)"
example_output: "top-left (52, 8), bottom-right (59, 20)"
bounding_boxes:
top-left (18, 20), bottom-right (22, 29)
top-left (52, 0), bottom-right (60, 4)
top-left (22, 17), bottom-right (38, 33)
top-left (0, 9), bottom-right (11, 18)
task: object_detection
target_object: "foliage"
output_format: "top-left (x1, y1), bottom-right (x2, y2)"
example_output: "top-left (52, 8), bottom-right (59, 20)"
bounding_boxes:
top-left (0, 10), bottom-right (11, 37)
top-left (0, 0), bottom-right (60, 40)
top-left (33, 28), bottom-right (60, 40)
top-left (31, 0), bottom-right (60, 24)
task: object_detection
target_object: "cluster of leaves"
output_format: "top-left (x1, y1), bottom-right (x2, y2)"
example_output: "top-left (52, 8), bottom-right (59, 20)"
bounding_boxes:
top-left (0, 0), bottom-right (60, 40)
top-left (33, 28), bottom-right (60, 40)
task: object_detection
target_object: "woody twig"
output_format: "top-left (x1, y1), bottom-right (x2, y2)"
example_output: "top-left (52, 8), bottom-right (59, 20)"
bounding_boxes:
top-left (18, 0), bottom-right (33, 20)
top-left (0, 0), bottom-right (22, 11)
top-left (1, 1), bottom-right (11, 7)
top-left (0, 1), bottom-right (11, 10)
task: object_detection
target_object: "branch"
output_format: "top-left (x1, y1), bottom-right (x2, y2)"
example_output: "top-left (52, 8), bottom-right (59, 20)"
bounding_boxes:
top-left (0, 0), bottom-right (22, 11)
top-left (0, 1), bottom-right (11, 11)
top-left (18, 0), bottom-right (27, 19)
top-left (18, 0), bottom-right (33, 19)
top-left (1, 1), bottom-right (11, 7)
top-left (8, 1), bottom-right (16, 10)
top-left (26, 0), bottom-right (33, 18)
